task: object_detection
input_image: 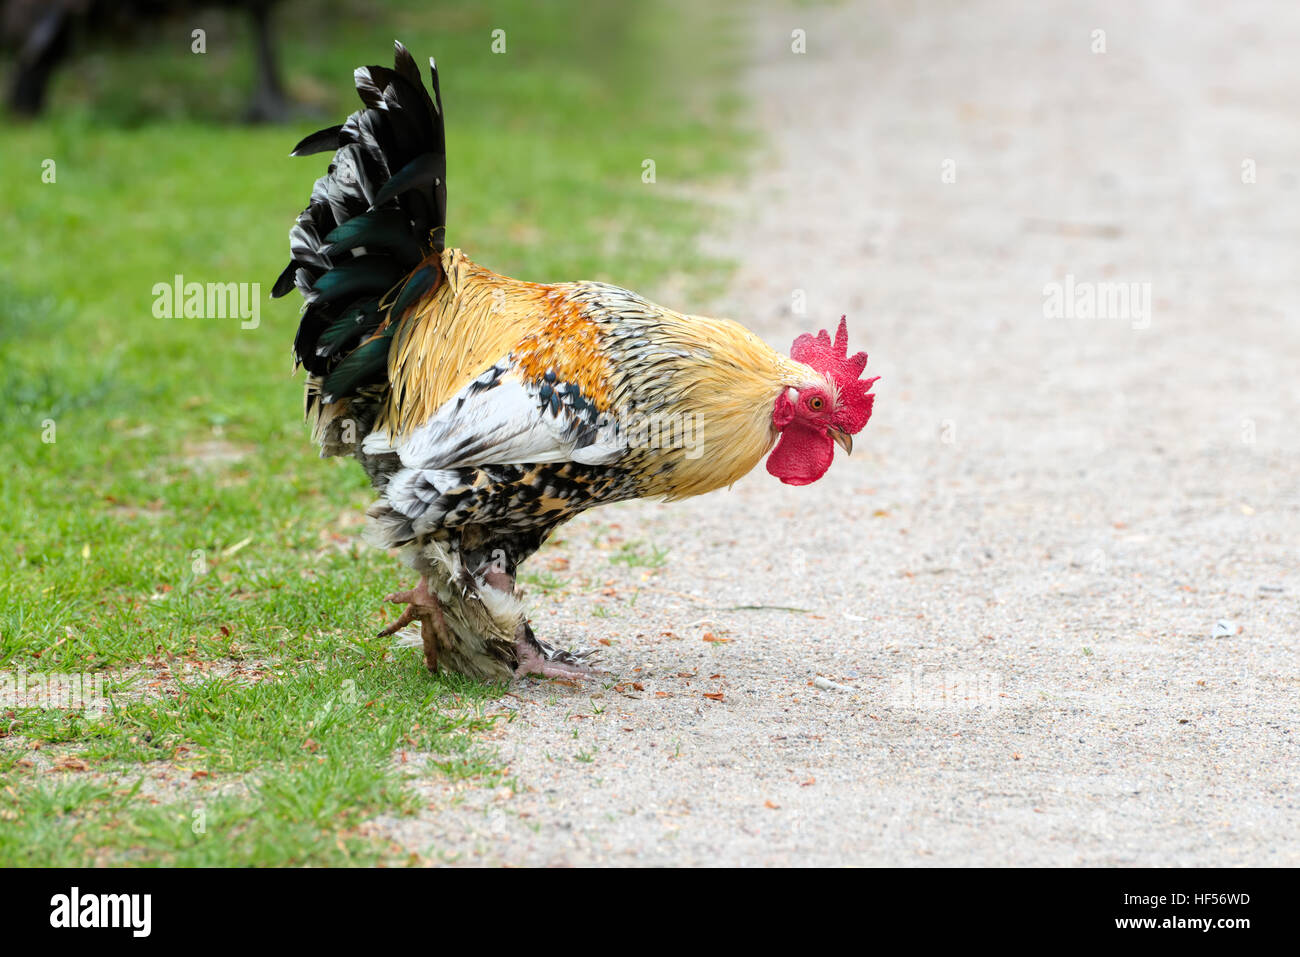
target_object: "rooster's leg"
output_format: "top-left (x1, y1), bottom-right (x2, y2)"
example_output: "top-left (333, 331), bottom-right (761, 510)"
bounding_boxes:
top-left (481, 564), bottom-right (514, 594)
top-left (377, 577), bottom-right (447, 672)
top-left (480, 563), bottom-right (597, 680)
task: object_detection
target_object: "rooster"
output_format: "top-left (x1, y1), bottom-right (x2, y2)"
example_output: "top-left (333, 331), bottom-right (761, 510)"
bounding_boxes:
top-left (275, 43), bottom-right (878, 683)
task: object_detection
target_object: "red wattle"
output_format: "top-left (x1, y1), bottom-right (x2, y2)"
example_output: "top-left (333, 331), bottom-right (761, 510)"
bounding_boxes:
top-left (765, 424), bottom-right (835, 486)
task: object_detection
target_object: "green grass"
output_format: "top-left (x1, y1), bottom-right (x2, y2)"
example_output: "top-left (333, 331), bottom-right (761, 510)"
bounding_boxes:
top-left (519, 570), bottom-right (567, 595)
top-left (609, 540), bottom-right (672, 569)
top-left (0, 0), bottom-right (746, 865)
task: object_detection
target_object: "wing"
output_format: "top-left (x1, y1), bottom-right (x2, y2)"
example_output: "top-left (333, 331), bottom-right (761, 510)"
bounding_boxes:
top-left (362, 356), bottom-right (624, 470)
top-left (360, 358), bottom-right (635, 549)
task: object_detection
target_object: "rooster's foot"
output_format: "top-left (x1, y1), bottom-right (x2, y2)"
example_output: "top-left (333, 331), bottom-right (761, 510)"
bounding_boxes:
top-left (378, 577), bottom-right (447, 672)
top-left (514, 645), bottom-right (596, 681)
top-left (513, 622), bottom-right (601, 681)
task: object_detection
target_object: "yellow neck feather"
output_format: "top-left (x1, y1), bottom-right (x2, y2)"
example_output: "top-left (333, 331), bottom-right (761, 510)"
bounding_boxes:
top-left (639, 316), bottom-right (816, 499)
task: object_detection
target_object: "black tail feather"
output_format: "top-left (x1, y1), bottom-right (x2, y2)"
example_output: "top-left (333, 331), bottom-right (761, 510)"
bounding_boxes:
top-left (289, 125), bottom-right (343, 157)
top-left (315, 297), bottom-right (383, 360)
top-left (278, 41), bottom-right (447, 397)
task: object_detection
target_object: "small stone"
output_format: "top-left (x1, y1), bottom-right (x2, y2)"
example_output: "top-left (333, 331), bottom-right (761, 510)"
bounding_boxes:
top-left (813, 676), bottom-right (852, 692)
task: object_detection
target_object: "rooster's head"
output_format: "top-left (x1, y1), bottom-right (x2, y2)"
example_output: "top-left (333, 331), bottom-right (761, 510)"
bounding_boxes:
top-left (767, 316), bottom-right (878, 485)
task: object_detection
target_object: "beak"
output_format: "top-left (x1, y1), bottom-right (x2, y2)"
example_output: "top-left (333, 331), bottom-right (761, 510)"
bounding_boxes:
top-left (829, 426), bottom-right (853, 455)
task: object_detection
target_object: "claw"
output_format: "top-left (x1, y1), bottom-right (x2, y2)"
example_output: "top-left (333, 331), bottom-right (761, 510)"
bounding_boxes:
top-left (376, 603), bottom-right (419, 637)
top-left (378, 577), bottom-right (446, 672)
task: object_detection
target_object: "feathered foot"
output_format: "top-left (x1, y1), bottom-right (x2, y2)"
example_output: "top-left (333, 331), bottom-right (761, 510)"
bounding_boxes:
top-left (513, 621), bottom-right (601, 681)
top-left (377, 577), bottom-right (447, 673)
top-left (480, 564), bottom-right (587, 680)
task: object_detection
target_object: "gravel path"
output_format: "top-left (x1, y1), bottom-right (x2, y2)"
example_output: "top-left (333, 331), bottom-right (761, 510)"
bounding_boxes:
top-left (375, 0), bottom-right (1299, 866)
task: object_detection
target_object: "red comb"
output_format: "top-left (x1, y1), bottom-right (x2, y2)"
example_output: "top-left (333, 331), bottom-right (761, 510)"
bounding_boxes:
top-left (790, 315), bottom-right (879, 433)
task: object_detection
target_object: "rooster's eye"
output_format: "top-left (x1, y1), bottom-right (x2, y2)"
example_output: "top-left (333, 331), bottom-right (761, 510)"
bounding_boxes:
top-left (808, 396), bottom-right (825, 411)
